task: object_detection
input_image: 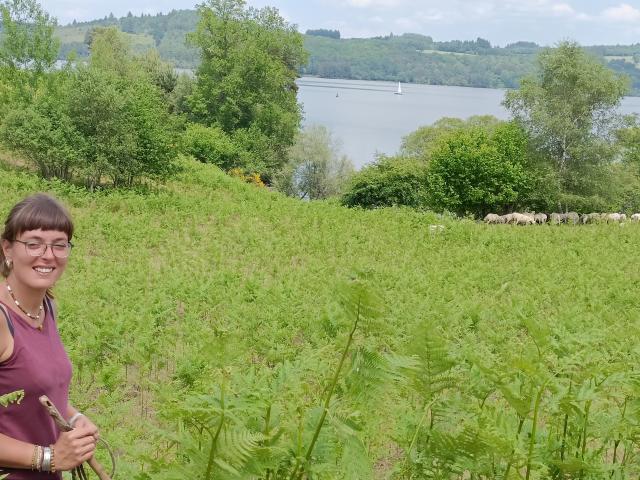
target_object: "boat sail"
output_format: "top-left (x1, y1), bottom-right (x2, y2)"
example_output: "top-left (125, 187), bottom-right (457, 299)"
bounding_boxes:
top-left (395, 81), bottom-right (403, 95)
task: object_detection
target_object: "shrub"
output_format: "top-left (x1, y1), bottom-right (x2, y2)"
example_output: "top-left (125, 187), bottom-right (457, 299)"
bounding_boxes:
top-left (426, 122), bottom-right (532, 217)
top-left (181, 123), bottom-right (239, 170)
top-left (341, 156), bottom-right (430, 209)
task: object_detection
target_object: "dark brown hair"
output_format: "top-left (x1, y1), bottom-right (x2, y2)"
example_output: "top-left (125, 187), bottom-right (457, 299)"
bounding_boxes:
top-left (1, 193), bottom-right (74, 277)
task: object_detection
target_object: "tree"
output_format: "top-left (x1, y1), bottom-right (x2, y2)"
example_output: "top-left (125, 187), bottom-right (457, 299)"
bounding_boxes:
top-left (0, 0), bottom-right (58, 74)
top-left (68, 28), bottom-right (178, 187)
top-left (2, 26), bottom-right (178, 187)
top-left (305, 29), bottom-right (340, 39)
top-left (0, 70), bottom-right (82, 180)
top-left (426, 122), bottom-right (532, 217)
top-left (181, 123), bottom-right (238, 170)
top-left (275, 125), bottom-right (354, 200)
top-left (616, 118), bottom-right (640, 171)
top-left (187, 0), bottom-right (307, 176)
top-left (0, 0), bottom-right (59, 117)
top-left (503, 41), bottom-right (629, 193)
top-left (400, 116), bottom-right (503, 161)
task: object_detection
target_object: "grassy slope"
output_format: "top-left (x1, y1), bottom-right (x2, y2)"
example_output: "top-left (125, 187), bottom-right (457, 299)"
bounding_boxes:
top-left (1, 158), bottom-right (639, 477)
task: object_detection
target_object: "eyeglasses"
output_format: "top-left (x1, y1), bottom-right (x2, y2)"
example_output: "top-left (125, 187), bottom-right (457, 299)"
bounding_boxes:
top-left (14, 239), bottom-right (74, 259)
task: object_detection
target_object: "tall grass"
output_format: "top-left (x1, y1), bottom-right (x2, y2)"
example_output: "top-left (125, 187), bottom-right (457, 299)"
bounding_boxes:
top-left (1, 157), bottom-right (639, 478)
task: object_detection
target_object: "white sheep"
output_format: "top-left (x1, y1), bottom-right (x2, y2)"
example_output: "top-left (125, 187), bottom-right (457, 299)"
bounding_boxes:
top-left (581, 213), bottom-right (602, 224)
top-left (483, 213), bottom-right (503, 224)
top-left (631, 213), bottom-right (640, 222)
top-left (565, 212), bottom-right (580, 224)
top-left (550, 213), bottom-right (564, 225)
top-left (606, 213), bottom-right (622, 223)
top-left (428, 224), bottom-right (446, 235)
top-left (533, 213), bottom-right (548, 224)
top-left (512, 213), bottom-right (535, 225)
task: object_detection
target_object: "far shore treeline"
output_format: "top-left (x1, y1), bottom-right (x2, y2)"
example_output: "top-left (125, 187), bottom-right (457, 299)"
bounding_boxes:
top-left (50, 9), bottom-right (640, 94)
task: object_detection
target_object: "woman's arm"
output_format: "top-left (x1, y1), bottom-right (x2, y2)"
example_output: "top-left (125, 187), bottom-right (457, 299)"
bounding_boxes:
top-left (0, 428), bottom-right (97, 472)
top-left (0, 433), bottom-right (34, 469)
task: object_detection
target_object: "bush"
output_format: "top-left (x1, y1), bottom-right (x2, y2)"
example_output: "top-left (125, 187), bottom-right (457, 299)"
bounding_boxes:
top-left (1, 86), bottom-right (82, 180)
top-left (341, 156), bottom-right (430, 209)
top-left (181, 123), bottom-right (238, 170)
top-left (426, 122), bottom-right (532, 217)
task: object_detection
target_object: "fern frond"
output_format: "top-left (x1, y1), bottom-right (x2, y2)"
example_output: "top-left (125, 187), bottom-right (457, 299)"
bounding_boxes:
top-left (345, 347), bottom-right (394, 399)
top-left (0, 390), bottom-right (24, 407)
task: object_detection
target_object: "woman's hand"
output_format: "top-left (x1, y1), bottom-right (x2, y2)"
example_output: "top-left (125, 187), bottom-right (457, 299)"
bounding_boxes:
top-left (73, 415), bottom-right (100, 442)
top-left (52, 425), bottom-right (97, 471)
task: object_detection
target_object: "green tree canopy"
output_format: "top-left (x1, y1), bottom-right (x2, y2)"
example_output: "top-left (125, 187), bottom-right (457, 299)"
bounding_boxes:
top-left (503, 41), bottom-right (629, 193)
top-left (187, 0), bottom-right (307, 175)
top-left (400, 115), bottom-right (503, 161)
top-left (427, 122), bottom-right (532, 217)
top-left (0, 0), bottom-right (58, 73)
top-left (1, 26), bottom-right (178, 187)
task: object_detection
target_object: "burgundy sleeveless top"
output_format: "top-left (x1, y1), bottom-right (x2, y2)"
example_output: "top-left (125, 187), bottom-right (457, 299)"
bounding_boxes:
top-left (0, 298), bottom-right (72, 479)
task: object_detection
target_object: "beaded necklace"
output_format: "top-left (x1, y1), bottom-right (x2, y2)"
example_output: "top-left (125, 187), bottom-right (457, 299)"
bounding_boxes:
top-left (6, 283), bottom-right (44, 330)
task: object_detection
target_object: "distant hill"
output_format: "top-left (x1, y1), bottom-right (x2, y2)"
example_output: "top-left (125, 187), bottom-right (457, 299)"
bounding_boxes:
top-left (55, 10), bottom-right (640, 95)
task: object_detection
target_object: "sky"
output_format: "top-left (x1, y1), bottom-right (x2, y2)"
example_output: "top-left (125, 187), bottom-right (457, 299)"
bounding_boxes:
top-left (43, 0), bottom-right (640, 46)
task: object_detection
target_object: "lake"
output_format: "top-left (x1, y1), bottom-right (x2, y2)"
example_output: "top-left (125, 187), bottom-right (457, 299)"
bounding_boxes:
top-left (296, 77), bottom-right (640, 169)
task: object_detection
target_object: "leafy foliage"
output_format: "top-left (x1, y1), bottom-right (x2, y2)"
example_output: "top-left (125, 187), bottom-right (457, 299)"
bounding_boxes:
top-left (187, 0), bottom-right (307, 177)
top-left (0, 0), bottom-right (58, 73)
top-left (341, 155), bottom-right (430, 209)
top-left (275, 125), bottom-right (354, 200)
top-left (400, 115), bottom-right (503, 162)
top-left (0, 25), bottom-right (178, 187)
top-left (426, 122), bottom-right (533, 216)
top-left (0, 389), bottom-right (24, 407)
top-left (181, 123), bottom-right (239, 170)
top-left (504, 41), bottom-right (629, 196)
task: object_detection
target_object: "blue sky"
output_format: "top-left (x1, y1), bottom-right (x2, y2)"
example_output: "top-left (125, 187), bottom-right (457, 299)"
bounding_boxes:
top-left (43, 0), bottom-right (640, 46)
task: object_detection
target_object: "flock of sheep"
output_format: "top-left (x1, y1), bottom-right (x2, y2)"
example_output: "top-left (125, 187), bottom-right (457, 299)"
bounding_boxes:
top-left (483, 212), bottom-right (640, 225)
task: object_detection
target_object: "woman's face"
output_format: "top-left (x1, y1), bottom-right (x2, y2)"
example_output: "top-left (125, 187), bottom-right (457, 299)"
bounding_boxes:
top-left (2, 229), bottom-right (70, 291)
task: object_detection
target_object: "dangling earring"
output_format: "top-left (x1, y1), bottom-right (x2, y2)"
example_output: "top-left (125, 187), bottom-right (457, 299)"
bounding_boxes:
top-left (5, 258), bottom-right (12, 269)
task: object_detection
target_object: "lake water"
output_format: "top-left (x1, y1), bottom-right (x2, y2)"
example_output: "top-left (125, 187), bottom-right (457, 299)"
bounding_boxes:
top-left (296, 77), bottom-right (640, 169)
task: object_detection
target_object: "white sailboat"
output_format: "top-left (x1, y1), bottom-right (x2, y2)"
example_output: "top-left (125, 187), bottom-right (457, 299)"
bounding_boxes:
top-left (394, 81), bottom-right (403, 95)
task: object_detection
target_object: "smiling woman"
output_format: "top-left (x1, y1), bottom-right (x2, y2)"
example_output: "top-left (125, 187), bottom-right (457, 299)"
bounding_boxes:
top-left (0, 194), bottom-right (98, 480)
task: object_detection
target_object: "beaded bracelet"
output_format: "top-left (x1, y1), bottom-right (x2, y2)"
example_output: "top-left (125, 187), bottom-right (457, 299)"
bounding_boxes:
top-left (50, 445), bottom-right (56, 474)
top-left (36, 445), bottom-right (43, 472)
top-left (30, 445), bottom-right (41, 471)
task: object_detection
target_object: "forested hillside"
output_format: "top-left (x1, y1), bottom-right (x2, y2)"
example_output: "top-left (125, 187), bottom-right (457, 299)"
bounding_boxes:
top-left (53, 9), bottom-right (640, 94)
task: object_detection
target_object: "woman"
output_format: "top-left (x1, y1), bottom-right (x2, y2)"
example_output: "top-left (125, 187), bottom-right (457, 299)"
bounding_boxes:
top-left (0, 194), bottom-right (98, 479)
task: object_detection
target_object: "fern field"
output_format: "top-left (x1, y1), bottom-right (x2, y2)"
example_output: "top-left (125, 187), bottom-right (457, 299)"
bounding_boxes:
top-left (1, 157), bottom-right (640, 479)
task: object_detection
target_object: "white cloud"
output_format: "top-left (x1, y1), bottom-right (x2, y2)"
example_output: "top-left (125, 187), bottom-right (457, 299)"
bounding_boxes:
top-left (551, 3), bottom-right (575, 16)
top-left (415, 10), bottom-right (444, 22)
top-left (345, 0), bottom-right (406, 7)
top-left (602, 3), bottom-right (640, 22)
